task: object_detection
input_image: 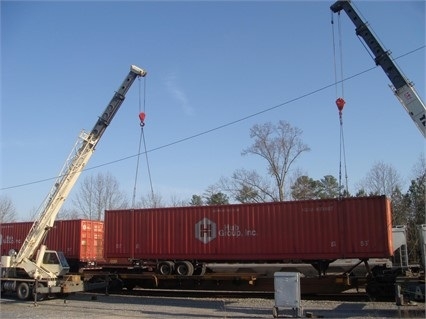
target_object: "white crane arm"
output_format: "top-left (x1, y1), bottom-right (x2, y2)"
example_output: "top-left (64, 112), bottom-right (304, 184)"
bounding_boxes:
top-left (13, 65), bottom-right (147, 277)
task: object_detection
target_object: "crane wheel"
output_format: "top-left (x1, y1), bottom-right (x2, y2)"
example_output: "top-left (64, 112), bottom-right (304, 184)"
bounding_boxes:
top-left (16, 282), bottom-right (31, 300)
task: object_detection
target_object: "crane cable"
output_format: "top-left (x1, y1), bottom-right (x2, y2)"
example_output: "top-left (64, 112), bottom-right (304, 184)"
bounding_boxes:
top-left (331, 11), bottom-right (349, 197)
top-left (132, 76), bottom-right (155, 207)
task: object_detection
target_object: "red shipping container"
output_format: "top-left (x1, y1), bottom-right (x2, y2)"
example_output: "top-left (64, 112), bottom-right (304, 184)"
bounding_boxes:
top-left (0, 220), bottom-right (104, 264)
top-left (104, 196), bottom-right (393, 264)
top-left (48, 220), bottom-right (104, 263)
top-left (0, 221), bottom-right (31, 257)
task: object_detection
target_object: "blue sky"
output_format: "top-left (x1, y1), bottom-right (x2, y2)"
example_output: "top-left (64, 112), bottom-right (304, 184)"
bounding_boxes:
top-left (1, 0), bottom-right (425, 221)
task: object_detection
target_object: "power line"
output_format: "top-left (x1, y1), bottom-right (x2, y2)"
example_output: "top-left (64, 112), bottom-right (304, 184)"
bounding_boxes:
top-left (2, 47), bottom-right (424, 191)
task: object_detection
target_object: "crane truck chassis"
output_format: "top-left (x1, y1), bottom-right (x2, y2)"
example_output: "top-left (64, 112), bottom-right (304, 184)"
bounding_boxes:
top-left (1, 65), bottom-right (147, 301)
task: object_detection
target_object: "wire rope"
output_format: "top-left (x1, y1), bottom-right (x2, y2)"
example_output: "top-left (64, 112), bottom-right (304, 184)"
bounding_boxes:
top-left (131, 77), bottom-right (154, 207)
top-left (131, 78), bottom-right (143, 207)
top-left (331, 11), bottom-right (338, 99)
top-left (332, 11), bottom-right (349, 197)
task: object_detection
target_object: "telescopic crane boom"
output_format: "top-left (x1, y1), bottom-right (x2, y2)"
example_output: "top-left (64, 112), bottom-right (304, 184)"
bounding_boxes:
top-left (330, 0), bottom-right (426, 137)
top-left (11, 65), bottom-right (147, 280)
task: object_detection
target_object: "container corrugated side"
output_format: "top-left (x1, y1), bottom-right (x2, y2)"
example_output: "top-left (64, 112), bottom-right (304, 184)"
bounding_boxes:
top-left (104, 196), bottom-right (392, 263)
top-left (104, 210), bottom-right (135, 263)
top-left (47, 220), bottom-right (104, 261)
top-left (130, 200), bottom-right (342, 260)
top-left (0, 221), bottom-right (32, 256)
top-left (340, 196), bottom-right (393, 258)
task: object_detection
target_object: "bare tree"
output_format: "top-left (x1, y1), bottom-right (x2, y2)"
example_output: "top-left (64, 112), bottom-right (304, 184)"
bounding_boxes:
top-left (357, 161), bottom-right (403, 197)
top-left (241, 121), bottom-right (310, 201)
top-left (168, 194), bottom-right (189, 207)
top-left (57, 207), bottom-right (81, 220)
top-left (411, 153), bottom-right (426, 181)
top-left (0, 195), bottom-right (17, 223)
top-left (138, 191), bottom-right (164, 208)
top-left (72, 172), bottom-right (128, 220)
top-left (219, 169), bottom-right (275, 203)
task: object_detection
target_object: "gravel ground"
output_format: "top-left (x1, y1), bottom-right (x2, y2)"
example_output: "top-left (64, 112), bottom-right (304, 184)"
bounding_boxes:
top-left (0, 292), bottom-right (425, 319)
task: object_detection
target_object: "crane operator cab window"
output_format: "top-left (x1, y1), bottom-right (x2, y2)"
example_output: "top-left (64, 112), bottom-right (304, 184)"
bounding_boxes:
top-left (42, 251), bottom-right (70, 276)
top-left (43, 252), bottom-right (59, 264)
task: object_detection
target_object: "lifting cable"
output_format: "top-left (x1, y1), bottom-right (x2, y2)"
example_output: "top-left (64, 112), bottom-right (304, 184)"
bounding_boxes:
top-left (132, 76), bottom-right (155, 207)
top-left (331, 11), bottom-right (349, 197)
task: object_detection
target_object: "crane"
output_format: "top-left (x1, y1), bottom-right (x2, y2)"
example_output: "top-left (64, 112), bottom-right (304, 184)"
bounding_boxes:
top-left (1, 65), bottom-right (147, 300)
top-left (330, 0), bottom-right (426, 137)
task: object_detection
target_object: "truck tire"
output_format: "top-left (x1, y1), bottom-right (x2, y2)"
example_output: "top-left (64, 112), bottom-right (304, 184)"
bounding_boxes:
top-left (16, 282), bottom-right (30, 300)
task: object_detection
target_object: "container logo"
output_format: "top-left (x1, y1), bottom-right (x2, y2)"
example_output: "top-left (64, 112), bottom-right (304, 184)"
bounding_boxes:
top-left (195, 218), bottom-right (217, 244)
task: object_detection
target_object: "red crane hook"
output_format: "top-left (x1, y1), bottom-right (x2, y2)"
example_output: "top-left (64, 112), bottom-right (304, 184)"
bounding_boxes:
top-left (139, 112), bottom-right (146, 127)
top-left (335, 98), bottom-right (346, 112)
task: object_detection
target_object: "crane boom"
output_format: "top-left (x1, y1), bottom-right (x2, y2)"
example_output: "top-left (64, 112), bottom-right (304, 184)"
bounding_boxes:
top-left (13, 65), bottom-right (147, 278)
top-left (330, 0), bottom-right (426, 137)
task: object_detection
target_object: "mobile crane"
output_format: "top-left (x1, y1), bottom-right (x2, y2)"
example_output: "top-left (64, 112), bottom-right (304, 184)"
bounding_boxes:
top-left (330, 1), bottom-right (425, 302)
top-left (0, 65), bottom-right (147, 300)
top-left (330, 0), bottom-right (426, 138)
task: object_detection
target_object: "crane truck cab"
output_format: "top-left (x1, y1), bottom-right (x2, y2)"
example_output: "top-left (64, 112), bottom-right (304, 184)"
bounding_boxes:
top-left (1, 249), bottom-right (69, 278)
top-left (40, 250), bottom-right (70, 277)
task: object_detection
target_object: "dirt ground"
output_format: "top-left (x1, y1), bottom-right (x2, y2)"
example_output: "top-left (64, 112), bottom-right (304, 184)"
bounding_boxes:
top-left (1, 292), bottom-right (425, 319)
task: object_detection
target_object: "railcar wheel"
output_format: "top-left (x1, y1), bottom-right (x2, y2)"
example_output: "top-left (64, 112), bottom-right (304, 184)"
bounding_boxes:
top-left (193, 264), bottom-right (206, 276)
top-left (16, 282), bottom-right (31, 300)
top-left (176, 261), bottom-right (194, 276)
top-left (158, 261), bottom-right (174, 275)
top-left (108, 277), bottom-right (124, 292)
top-left (124, 281), bottom-right (136, 291)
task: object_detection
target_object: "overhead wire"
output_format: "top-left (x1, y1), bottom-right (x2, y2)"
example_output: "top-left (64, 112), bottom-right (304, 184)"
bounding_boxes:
top-left (2, 46), bottom-right (424, 192)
